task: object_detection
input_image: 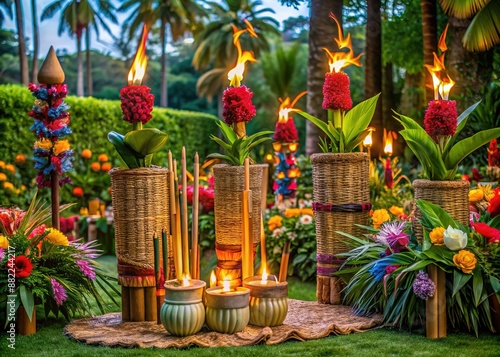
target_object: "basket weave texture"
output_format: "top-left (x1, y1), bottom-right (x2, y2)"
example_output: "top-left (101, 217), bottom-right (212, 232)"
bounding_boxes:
top-left (213, 164), bottom-right (265, 246)
top-left (110, 166), bottom-right (171, 284)
top-left (311, 153), bottom-right (370, 258)
top-left (413, 179), bottom-right (470, 240)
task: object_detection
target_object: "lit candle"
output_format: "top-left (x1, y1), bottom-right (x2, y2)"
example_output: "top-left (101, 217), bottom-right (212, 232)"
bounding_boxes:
top-left (210, 270), bottom-right (217, 288)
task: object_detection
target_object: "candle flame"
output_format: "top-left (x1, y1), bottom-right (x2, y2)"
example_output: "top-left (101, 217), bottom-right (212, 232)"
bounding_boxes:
top-left (363, 131), bottom-right (373, 147)
top-left (210, 270), bottom-right (217, 288)
top-left (384, 129), bottom-right (396, 156)
top-left (222, 275), bottom-right (231, 292)
top-left (182, 273), bottom-right (191, 287)
top-left (228, 20), bottom-right (258, 86)
top-left (323, 13), bottom-right (362, 73)
top-left (261, 267), bottom-right (268, 285)
top-left (278, 91), bottom-right (307, 123)
top-left (128, 24), bottom-right (149, 85)
top-left (424, 24), bottom-right (454, 100)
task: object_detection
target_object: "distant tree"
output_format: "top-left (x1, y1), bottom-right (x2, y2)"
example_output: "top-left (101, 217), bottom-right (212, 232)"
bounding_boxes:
top-left (283, 15), bottom-right (309, 42)
top-left (0, 0), bottom-right (13, 28)
top-left (31, 0), bottom-right (39, 83)
top-left (13, 0), bottom-right (28, 85)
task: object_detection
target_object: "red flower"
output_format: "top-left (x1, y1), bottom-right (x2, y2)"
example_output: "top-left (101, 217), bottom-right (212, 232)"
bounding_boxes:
top-left (424, 100), bottom-right (457, 142)
top-left (322, 72), bottom-right (353, 111)
top-left (488, 193), bottom-right (500, 218)
top-left (222, 86), bottom-right (256, 125)
top-left (488, 139), bottom-right (500, 167)
top-left (384, 158), bottom-right (394, 189)
top-left (15, 256), bottom-right (33, 278)
top-left (120, 85), bottom-right (154, 124)
top-left (473, 222), bottom-right (500, 243)
top-left (385, 265), bottom-right (399, 275)
top-left (28, 224), bottom-right (46, 239)
top-left (274, 118), bottom-right (299, 142)
top-left (472, 168), bottom-right (483, 183)
top-left (199, 187), bottom-right (214, 213)
top-left (73, 187), bottom-right (84, 197)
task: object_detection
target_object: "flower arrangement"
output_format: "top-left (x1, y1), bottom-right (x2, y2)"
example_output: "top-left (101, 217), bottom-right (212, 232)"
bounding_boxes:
top-left (108, 25), bottom-right (168, 169)
top-left (0, 194), bottom-right (118, 322)
top-left (208, 21), bottom-right (272, 165)
top-left (395, 27), bottom-right (500, 181)
top-left (297, 14), bottom-right (380, 153)
top-left (263, 206), bottom-right (316, 281)
top-left (28, 83), bottom-right (74, 187)
top-left (335, 199), bottom-right (499, 335)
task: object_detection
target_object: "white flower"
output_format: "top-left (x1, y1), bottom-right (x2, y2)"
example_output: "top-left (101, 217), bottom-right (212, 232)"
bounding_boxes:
top-left (299, 214), bottom-right (313, 225)
top-left (443, 226), bottom-right (468, 251)
top-left (272, 228), bottom-right (283, 238)
top-left (273, 246), bottom-right (282, 255)
top-left (287, 231), bottom-right (298, 241)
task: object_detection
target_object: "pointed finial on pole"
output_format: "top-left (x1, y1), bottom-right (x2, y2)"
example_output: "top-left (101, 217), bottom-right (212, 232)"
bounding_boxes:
top-left (38, 46), bottom-right (65, 84)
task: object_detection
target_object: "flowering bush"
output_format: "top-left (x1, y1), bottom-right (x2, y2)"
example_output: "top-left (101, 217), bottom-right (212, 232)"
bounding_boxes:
top-left (0, 160), bottom-right (33, 207)
top-left (335, 200), bottom-right (499, 334)
top-left (0, 194), bottom-right (117, 322)
top-left (263, 206), bottom-right (316, 281)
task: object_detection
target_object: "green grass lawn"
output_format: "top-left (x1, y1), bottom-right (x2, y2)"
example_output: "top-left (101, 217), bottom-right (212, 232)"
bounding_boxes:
top-left (3, 256), bottom-right (500, 356)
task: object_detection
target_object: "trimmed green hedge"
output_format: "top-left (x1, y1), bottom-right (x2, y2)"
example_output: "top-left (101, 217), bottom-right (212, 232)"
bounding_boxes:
top-left (0, 84), bottom-right (219, 169)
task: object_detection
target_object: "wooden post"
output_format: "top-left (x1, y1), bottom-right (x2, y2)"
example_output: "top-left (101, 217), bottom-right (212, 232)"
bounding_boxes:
top-left (426, 264), bottom-right (446, 338)
top-left (129, 287), bottom-right (145, 322)
top-left (17, 306), bottom-right (36, 335)
top-left (121, 286), bottom-right (130, 321)
top-left (144, 287), bottom-right (157, 322)
top-left (278, 241), bottom-right (290, 283)
top-left (51, 171), bottom-right (60, 229)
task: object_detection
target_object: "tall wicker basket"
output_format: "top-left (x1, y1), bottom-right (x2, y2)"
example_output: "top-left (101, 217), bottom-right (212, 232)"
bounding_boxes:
top-left (110, 166), bottom-right (171, 322)
top-left (311, 153), bottom-right (370, 304)
top-left (213, 164), bottom-right (265, 286)
top-left (412, 179), bottom-right (470, 241)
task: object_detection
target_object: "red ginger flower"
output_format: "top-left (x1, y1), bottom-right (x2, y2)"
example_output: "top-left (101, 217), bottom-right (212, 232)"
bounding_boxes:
top-left (222, 85), bottom-right (256, 125)
top-left (488, 191), bottom-right (500, 218)
top-left (120, 85), bottom-right (154, 124)
top-left (424, 100), bottom-right (457, 142)
top-left (473, 222), bottom-right (500, 243)
top-left (15, 255), bottom-right (33, 278)
top-left (274, 118), bottom-right (299, 142)
top-left (322, 72), bottom-right (353, 111)
top-left (384, 158), bottom-right (394, 189)
top-left (488, 139), bottom-right (500, 167)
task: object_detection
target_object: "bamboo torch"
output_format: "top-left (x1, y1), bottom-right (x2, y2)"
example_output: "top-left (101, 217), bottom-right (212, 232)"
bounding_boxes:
top-left (191, 152), bottom-right (200, 280)
top-left (279, 240), bottom-right (291, 283)
top-left (260, 213), bottom-right (267, 271)
top-left (242, 158), bottom-right (254, 280)
top-left (173, 159), bottom-right (183, 282)
top-left (168, 151), bottom-right (180, 280)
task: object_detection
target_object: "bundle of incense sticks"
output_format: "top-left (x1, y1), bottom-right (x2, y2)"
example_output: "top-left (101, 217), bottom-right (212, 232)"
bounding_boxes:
top-left (242, 158), bottom-right (254, 280)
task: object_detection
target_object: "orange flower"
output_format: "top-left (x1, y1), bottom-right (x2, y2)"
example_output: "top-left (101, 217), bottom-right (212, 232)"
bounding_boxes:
top-left (300, 208), bottom-right (314, 216)
top-left (91, 162), bottom-right (101, 171)
top-left (284, 208), bottom-right (301, 218)
top-left (81, 149), bottom-right (92, 159)
top-left (372, 209), bottom-right (390, 229)
top-left (429, 227), bottom-right (445, 245)
top-left (15, 154), bottom-right (26, 165)
top-left (453, 250), bottom-right (477, 274)
top-left (98, 154), bottom-right (109, 162)
top-left (0, 173), bottom-right (6, 181)
top-left (73, 187), bottom-right (84, 197)
top-left (101, 162), bottom-right (112, 172)
top-left (3, 182), bottom-right (14, 190)
top-left (0, 161), bottom-right (5, 168)
top-left (5, 164), bottom-right (15, 174)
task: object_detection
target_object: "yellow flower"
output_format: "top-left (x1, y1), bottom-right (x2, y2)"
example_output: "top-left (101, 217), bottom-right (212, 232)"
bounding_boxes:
top-left (284, 208), bottom-right (301, 218)
top-left (0, 235), bottom-right (9, 249)
top-left (0, 161), bottom-right (5, 168)
top-left (268, 215), bottom-right (283, 231)
top-left (372, 209), bottom-right (390, 229)
top-left (429, 227), bottom-right (445, 245)
top-left (468, 189), bottom-right (484, 203)
top-left (389, 206), bottom-right (404, 217)
top-left (453, 250), bottom-right (477, 274)
top-left (479, 184), bottom-right (495, 202)
top-left (0, 173), bottom-right (6, 181)
top-left (3, 182), bottom-right (14, 190)
top-left (45, 228), bottom-right (69, 246)
top-left (300, 208), bottom-right (314, 216)
top-left (53, 140), bottom-right (70, 156)
top-left (5, 164), bottom-right (15, 174)
top-left (34, 138), bottom-right (53, 151)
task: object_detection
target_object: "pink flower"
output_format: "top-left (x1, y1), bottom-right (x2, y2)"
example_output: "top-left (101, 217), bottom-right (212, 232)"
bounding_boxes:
top-left (200, 187), bottom-right (215, 213)
top-left (222, 85), bottom-right (256, 125)
top-left (76, 260), bottom-right (96, 280)
top-left (0, 248), bottom-right (4, 263)
top-left (424, 100), bottom-right (457, 142)
top-left (322, 72), bottom-right (353, 111)
top-left (385, 265), bottom-right (399, 275)
top-left (50, 278), bottom-right (68, 306)
top-left (28, 224), bottom-right (47, 239)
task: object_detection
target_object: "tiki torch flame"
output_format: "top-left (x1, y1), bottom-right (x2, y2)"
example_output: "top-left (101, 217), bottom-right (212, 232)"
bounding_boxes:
top-left (128, 24), bottom-right (149, 85)
top-left (227, 20), bottom-right (258, 87)
top-left (424, 24), bottom-right (454, 100)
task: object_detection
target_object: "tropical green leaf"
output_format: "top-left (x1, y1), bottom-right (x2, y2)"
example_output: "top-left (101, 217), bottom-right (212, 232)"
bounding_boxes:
top-left (417, 200), bottom-right (458, 229)
top-left (216, 120), bottom-right (238, 143)
top-left (108, 131), bottom-right (140, 168)
top-left (345, 130), bottom-right (370, 152)
top-left (393, 112), bottom-right (424, 131)
top-left (124, 128), bottom-right (168, 156)
top-left (442, 101), bottom-right (480, 156)
top-left (297, 111), bottom-right (338, 144)
top-left (452, 269), bottom-right (473, 296)
top-left (439, 0), bottom-right (489, 19)
top-left (206, 153), bottom-right (235, 165)
top-left (472, 266), bottom-right (484, 306)
top-left (462, 0), bottom-right (500, 51)
top-left (19, 285), bottom-right (35, 322)
top-left (210, 135), bottom-right (233, 152)
top-left (445, 127), bottom-right (500, 169)
top-left (344, 93), bottom-right (380, 143)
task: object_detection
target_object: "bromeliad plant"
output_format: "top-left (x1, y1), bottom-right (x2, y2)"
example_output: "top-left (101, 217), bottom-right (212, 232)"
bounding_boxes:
top-left (335, 200), bottom-right (498, 335)
top-left (297, 14), bottom-right (380, 153)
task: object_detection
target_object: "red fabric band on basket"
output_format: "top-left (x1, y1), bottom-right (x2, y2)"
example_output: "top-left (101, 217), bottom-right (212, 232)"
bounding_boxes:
top-left (313, 202), bottom-right (372, 212)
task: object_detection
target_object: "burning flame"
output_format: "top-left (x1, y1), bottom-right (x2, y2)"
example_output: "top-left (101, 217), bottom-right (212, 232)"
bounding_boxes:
top-left (210, 270), bottom-right (217, 288)
top-left (261, 267), bottom-right (268, 285)
top-left (182, 273), bottom-right (191, 287)
top-left (363, 127), bottom-right (375, 148)
top-left (278, 91), bottom-right (307, 123)
top-left (128, 24), bottom-right (149, 85)
top-left (384, 130), bottom-right (397, 156)
top-left (227, 20), bottom-right (258, 87)
top-left (222, 275), bottom-right (231, 292)
top-left (424, 24), bottom-right (455, 100)
top-left (323, 13), bottom-right (362, 73)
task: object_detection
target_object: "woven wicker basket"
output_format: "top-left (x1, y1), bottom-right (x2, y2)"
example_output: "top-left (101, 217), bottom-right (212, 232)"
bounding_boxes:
top-left (110, 166), bottom-right (171, 287)
top-left (213, 164), bottom-right (265, 245)
top-left (413, 179), bottom-right (470, 241)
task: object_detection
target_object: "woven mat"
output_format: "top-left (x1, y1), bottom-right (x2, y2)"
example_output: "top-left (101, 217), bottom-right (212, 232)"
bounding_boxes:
top-left (64, 299), bottom-right (382, 348)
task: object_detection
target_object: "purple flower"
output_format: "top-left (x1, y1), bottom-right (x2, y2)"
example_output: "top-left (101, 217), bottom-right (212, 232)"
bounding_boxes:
top-left (0, 248), bottom-right (4, 263)
top-left (376, 221), bottom-right (409, 253)
top-left (72, 240), bottom-right (101, 259)
top-left (76, 260), bottom-right (96, 280)
top-left (412, 271), bottom-right (435, 300)
top-left (50, 278), bottom-right (68, 306)
top-left (385, 265), bottom-right (399, 275)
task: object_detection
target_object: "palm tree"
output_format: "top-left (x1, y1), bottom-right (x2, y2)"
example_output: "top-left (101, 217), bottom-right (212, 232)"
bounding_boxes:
top-left (0, 0), bottom-right (13, 28)
top-left (31, 0), bottom-right (40, 83)
top-left (421, 0), bottom-right (438, 103)
top-left (13, 0), bottom-right (28, 85)
top-left (119, 0), bottom-right (206, 107)
top-left (192, 0), bottom-right (279, 117)
top-left (305, 0), bottom-right (342, 156)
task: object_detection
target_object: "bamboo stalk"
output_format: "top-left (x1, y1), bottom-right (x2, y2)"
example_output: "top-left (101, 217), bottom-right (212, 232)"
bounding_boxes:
top-left (174, 159), bottom-right (183, 281)
top-left (121, 286), bottom-right (130, 321)
top-left (153, 233), bottom-right (160, 279)
top-left (279, 241), bottom-right (291, 283)
top-left (168, 152), bottom-right (180, 280)
top-left (161, 229), bottom-right (168, 281)
top-left (191, 152), bottom-right (200, 279)
top-left (426, 264), bottom-right (439, 339)
top-left (242, 158), bottom-right (253, 280)
top-left (181, 147), bottom-right (190, 277)
top-left (260, 213), bottom-right (267, 271)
